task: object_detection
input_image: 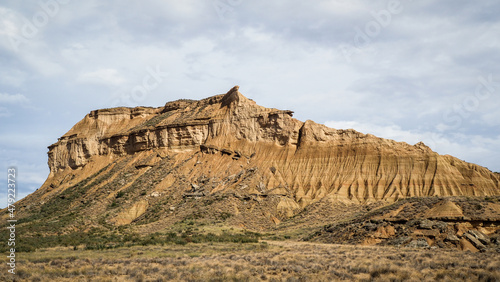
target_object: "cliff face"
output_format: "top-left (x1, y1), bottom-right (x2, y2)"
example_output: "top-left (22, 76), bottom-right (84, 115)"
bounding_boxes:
top-left (47, 88), bottom-right (291, 172)
top-left (45, 86), bottom-right (500, 205)
top-left (10, 86), bottom-right (498, 234)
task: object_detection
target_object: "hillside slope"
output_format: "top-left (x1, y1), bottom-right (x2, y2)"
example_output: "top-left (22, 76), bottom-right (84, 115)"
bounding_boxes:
top-left (9, 86), bottom-right (500, 235)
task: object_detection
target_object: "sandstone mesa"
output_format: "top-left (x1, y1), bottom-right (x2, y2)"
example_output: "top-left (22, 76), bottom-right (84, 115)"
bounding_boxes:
top-left (1, 85), bottom-right (497, 259)
top-left (45, 86), bottom-right (499, 205)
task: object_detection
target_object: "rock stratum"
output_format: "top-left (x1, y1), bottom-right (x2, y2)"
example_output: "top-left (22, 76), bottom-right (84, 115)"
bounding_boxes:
top-left (309, 196), bottom-right (500, 252)
top-left (11, 86), bottom-right (500, 235)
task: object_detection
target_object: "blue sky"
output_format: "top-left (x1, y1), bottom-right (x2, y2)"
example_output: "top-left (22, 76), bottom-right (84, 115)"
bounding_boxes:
top-left (1, 0), bottom-right (499, 207)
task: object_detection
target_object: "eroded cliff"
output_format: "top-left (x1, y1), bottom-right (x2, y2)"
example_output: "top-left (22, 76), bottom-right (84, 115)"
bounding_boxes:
top-left (45, 86), bottom-right (500, 203)
top-left (12, 86), bottom-right (500, 234)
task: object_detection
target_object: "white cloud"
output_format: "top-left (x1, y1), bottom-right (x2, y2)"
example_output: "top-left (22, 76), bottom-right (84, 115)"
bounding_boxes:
top-left (325, 120), bottom-right (424, 145)
top-left (77, 68), bottom-right (126, 86)
top-left (0, 7), bottom-right (25, 51)
top-left (0, 68), bottom-right (28, 87)
top-left (0, 107), bottom-right (11, 117)
top-left (318, 1), bottom-right (367, 14)
top-left (0, 93), bottom-right (29, 104)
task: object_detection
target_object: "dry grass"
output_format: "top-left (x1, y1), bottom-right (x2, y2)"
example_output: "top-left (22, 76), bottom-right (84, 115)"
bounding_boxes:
top-left (2, 241), bottom-right (499, 281)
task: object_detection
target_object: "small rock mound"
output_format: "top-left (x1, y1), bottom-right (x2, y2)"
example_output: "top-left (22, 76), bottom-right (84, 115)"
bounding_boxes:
top-left (425, 200), bottom-right (464, 220)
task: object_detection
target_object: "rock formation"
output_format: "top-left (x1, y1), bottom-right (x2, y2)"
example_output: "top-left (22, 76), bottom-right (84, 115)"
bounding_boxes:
top-left (310, 196), bottom-right (500, 252)
top-left (10, 86), bottom-right (500, 235)
top-left (44, 86), bottom-right (500, 205)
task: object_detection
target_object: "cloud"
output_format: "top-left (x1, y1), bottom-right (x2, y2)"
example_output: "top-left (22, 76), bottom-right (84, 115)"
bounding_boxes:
top-left (0, 68), bottom-right (28, 87)
top-left (0, 92), bottom-right (29, 104)
top-left (0, 107), bottom-right (10, 117)
top-left (0, 7), bottom-right (25, 51)
top-left (326, 120), bottom-right (425, 144)
top-left (77, 68), bottom-right (126, 86)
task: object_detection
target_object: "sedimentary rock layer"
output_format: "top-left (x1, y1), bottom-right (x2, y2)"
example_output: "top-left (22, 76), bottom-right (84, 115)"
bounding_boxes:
top-left (44, 86), bottom-right (500, 206)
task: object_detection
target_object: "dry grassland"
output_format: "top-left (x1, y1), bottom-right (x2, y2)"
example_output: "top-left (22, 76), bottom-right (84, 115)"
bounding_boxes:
top-left (2, 241), bottom-right (499, 281)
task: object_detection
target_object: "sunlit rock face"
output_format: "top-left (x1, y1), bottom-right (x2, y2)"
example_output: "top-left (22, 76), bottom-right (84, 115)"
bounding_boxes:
top-left (40, 86), bottom-right (499, 223)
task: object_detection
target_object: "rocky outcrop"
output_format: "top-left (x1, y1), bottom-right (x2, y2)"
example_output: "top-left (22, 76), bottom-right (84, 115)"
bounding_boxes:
top-left (111, 200), bottom-right (149, 226)
top-left (425, 200), bottom-right (464, 220)
top-left (311, 196), bottom-right (500, 252)
top-left (45, 86), bottom-right (500, 206)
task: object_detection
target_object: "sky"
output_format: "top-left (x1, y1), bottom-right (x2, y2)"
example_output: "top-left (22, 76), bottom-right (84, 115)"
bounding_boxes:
top-left (1, 0), bottom-right (499, 207)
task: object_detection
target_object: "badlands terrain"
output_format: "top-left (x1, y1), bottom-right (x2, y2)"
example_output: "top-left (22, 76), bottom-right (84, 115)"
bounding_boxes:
top-left (2, 86), bottom-right (500, 280)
